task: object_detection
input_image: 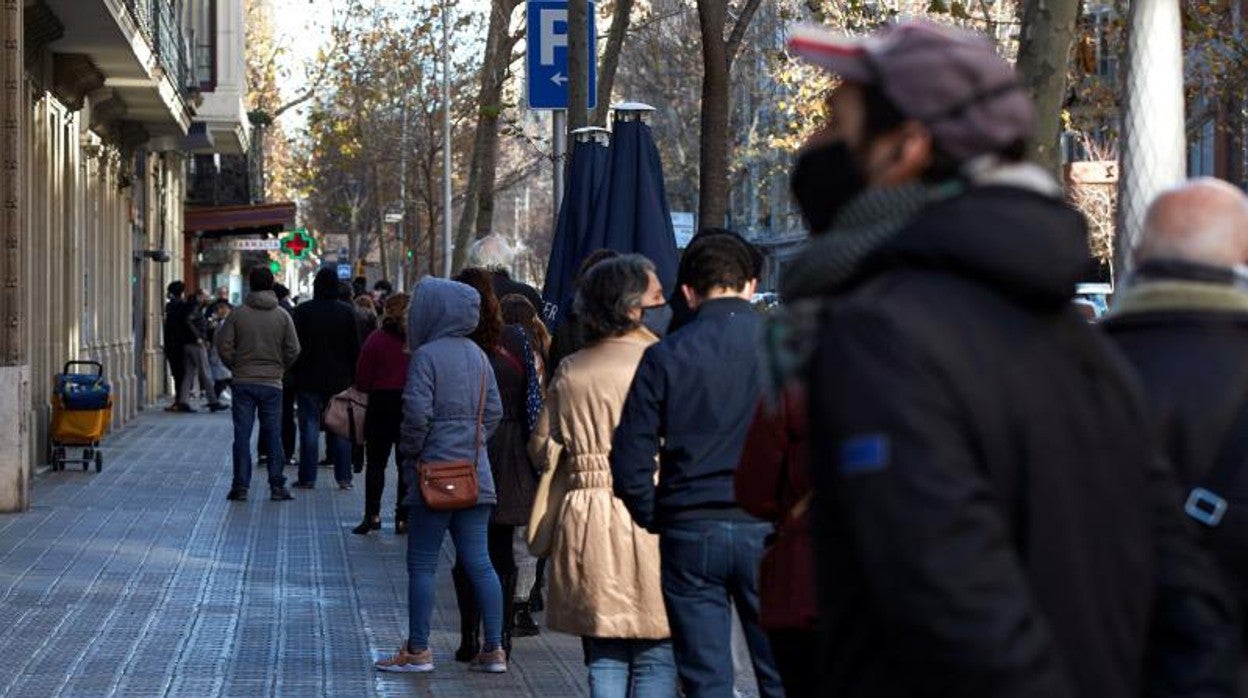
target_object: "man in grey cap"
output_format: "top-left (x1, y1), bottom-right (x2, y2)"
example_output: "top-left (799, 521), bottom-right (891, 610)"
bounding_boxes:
top-left (781, 20), bottom-right (1236, 697)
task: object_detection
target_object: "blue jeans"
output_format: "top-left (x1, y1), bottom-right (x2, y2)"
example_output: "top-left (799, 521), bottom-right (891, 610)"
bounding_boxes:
top-left (296, 391), bottom-right (352, 485)
top-left (659, 520), bottom-right (784, 698)
top-left (231, 383), bottom-right (286, 490)
top-left (583, 637), bottom-right (677, 698)
top-left (405, 499), bottom-right (502, 651)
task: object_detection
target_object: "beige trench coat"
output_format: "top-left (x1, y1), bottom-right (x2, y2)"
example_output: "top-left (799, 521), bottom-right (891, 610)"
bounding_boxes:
top-left (528, 329), bottom-right (670, 640)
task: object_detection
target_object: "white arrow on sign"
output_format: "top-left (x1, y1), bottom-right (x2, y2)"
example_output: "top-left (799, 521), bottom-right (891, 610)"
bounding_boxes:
top-left (550, 72), bottom-right (568, 86)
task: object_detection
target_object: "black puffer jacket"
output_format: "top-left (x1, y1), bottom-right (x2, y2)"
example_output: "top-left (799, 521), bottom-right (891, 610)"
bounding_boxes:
top-left (290, 283), bottom-right (361, 395)
top-left (807, 185), bottom-right (1237, 697)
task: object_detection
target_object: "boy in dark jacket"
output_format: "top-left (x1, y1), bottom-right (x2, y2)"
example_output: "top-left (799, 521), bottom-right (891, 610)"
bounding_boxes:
top-left (611, 235), bottom-right (783, 697)
top-left (291, 268), bottom-right (362, 488)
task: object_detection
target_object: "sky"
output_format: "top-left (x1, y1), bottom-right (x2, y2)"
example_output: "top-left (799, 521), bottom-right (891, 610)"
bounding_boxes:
top-left (269, 0), bottom-right (338, 128)
top-left (268, 0), bottom-right (491, 129)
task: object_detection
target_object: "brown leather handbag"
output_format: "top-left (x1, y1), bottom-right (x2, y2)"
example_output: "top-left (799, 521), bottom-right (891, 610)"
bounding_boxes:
top-left (418, 370), bottom-right (487, 511)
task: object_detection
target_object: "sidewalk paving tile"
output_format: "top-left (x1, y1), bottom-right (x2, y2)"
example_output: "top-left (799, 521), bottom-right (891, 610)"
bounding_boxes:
top-left (0, 410), bottom-right (587, 697)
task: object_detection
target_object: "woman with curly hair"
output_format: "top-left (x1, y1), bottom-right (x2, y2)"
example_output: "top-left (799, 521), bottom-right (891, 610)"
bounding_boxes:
top-left (449, 268), bottom-right (540, 660)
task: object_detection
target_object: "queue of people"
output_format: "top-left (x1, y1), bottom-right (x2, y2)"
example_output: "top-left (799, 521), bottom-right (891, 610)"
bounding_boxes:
top-left (163, 16), bottom-right (1248, 698)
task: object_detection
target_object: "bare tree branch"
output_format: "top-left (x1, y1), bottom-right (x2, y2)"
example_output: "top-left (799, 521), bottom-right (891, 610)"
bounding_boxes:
top-left (725, 0), bottom-right (764, 67)
top-left (272, 36), bottom-right (341, 118)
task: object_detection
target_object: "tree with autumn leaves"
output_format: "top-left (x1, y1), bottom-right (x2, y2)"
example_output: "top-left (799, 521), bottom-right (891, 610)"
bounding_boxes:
top-left (297, 1), bottom-right (480, 283)
top-left (283, 0), bottom-right (1243, 284)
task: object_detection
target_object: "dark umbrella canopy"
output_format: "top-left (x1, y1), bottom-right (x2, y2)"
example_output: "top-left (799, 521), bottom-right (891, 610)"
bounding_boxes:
top-left (542, 135), bottom-right (610, 327)
top-left (584, 113), bottom-right (679, 296)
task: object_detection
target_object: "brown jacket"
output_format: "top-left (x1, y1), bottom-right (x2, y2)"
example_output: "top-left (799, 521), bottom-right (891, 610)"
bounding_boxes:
top-left (528, 329), bottom-right (669, 640)
top-left (215, 291), bottom-right (300, 389)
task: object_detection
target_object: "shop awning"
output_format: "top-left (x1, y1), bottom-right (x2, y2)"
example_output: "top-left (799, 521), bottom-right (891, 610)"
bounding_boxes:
top-left (184, 202), bottom-right (297, 236)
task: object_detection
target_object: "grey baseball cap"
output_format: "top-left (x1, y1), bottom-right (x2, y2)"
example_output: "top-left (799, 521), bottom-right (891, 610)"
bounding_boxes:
top-left (788, 20), bottom-right (1034, 162)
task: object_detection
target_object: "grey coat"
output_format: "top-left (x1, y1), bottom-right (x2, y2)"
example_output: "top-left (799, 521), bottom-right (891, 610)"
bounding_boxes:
top-left (401, 277), bottom-right (503, 506)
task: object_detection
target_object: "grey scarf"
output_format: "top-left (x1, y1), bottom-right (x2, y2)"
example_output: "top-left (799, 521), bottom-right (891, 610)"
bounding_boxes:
top-left (763, 182), bottom-right (957, 396)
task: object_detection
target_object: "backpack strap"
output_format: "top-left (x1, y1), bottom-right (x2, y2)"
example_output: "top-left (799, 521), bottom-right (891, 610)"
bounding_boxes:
top-left (1184, 360), bottom-right (1248, 528)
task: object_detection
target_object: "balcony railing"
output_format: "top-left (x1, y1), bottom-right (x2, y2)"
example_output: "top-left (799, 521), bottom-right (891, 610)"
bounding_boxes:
top-left (122, 0), bottom-right (193, 97)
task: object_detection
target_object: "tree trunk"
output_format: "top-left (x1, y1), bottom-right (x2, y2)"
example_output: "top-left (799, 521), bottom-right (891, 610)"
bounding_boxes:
top-left (1015, 0), bottom-right (1081, 177)
top-left (697, 0), bottom-right (730, 229)
top-left (568, 0), bottom-right (590, 130)
top-left (590, 0), bottom-right (634, 126)
top-left (452, 0), bottom-right (521, 271)
top-left (250, 121), bottom-right (267, 203)
top-left (695, 0), bottom-right (762, 230)
top-left (372, 161), bottom-right (390, 282)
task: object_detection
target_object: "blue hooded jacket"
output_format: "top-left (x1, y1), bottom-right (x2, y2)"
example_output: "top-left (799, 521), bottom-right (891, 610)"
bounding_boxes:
top-left (401, 277), bottom-right (503, 505)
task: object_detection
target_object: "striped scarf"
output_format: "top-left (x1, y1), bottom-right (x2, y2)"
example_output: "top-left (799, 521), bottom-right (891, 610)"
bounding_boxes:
top-left (763, 182), bottom-right (958, 397)
top-left (780, 183), bottom-right (949, 302)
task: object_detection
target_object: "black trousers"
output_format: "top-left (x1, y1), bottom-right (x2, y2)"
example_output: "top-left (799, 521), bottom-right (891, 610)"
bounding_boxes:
top-left (767, 629), bottom-right (820, 698)
top-left (363, 439), bottom-right (407, 520)
top-left (453, 522), bottom-right (517, 651)
top-left (165, 349), bottom-right (185, 403)
top-left (362, 391), bottom-right (406, 520)
top-left (281, 387), bottom-right (296, 462)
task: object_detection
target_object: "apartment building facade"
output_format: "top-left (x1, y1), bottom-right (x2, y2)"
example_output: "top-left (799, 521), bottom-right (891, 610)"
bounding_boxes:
top-left (0, 0), bottom-right (250, 511)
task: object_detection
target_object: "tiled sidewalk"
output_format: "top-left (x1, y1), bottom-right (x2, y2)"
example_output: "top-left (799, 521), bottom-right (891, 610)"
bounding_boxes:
top-left (0, 410), bottom-right (586, 697)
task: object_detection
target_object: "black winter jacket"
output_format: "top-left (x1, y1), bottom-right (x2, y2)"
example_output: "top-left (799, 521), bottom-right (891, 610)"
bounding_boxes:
top-left (612, 297), bottom-right (762, 531)
top-left (290, 296), bottom-right (361, 395)
top-left (808, 186), bottom-right (1236, 697)
top-left (1103, 261), bottom-right (1248, 657)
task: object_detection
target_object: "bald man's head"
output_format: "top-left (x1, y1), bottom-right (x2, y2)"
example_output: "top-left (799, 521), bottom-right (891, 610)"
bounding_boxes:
top-left (1135, 178), bottom-right (1248, 269)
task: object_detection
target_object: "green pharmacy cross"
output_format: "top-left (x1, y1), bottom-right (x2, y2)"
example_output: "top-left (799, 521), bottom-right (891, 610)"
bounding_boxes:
top-left (280, 229), bottom-right (314, 259)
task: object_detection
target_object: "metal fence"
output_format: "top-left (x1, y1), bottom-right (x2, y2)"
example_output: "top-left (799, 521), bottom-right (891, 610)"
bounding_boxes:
top-left (121, 0), bottom-right (192, 96)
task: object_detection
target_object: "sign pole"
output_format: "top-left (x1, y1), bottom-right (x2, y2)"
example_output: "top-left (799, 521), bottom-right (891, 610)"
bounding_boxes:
top-left (552, 110), bottom-right (566, 234)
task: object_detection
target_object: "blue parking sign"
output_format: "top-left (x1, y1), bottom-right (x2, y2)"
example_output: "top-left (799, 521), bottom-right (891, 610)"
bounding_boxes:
top-left (526, 0), bottom-right (596, 110)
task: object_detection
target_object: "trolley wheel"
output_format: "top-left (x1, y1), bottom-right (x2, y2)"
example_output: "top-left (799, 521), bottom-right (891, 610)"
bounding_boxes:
top-left (94, 451), bottom-right (102, 473)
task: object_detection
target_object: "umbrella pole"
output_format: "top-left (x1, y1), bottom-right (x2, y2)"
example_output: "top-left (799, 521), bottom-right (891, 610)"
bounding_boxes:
top-left (552, 111), bottom-right (567, 234)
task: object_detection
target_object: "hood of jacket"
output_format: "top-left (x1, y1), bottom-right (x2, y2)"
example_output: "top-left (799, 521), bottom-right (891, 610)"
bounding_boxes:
top-left (312, 270), bottom-right (340, 300)
top-left (859, 181), bottom-right (1090, 310)
top-left (408, 277), bottom-right (481, 349)
top-left (245, 290), bottom-right (279, 310)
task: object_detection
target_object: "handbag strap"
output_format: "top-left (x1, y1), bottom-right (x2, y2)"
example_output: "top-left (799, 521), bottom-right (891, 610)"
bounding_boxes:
top-left (472, 366), bottom-right (487, 467)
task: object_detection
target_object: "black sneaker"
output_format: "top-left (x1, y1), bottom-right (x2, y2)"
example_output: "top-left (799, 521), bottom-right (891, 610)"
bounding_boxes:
top-left (293, 481), bottom-right (315, 490)
top-left (226, 487), bottom-right (248, 501)
top-left (270, 486), bottom-right (293, 501)
top-left (208, 402), bottom-right (229, 413)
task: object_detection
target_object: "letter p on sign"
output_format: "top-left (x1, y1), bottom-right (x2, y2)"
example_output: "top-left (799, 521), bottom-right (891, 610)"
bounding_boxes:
top-left (539, 9), bottom-right (567, 65)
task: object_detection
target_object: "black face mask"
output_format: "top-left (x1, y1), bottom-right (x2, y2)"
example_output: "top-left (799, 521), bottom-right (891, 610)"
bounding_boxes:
top-left (640, 303), bottom-right (673, 338)
top-left (789, 140), bottom-right (866, 235)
